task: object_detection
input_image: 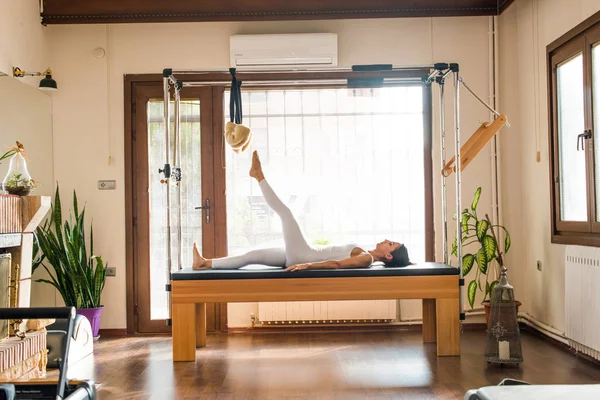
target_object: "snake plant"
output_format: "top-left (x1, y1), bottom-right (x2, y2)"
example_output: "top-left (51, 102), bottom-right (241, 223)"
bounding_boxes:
top-left (452, 187), bottom-right (511, 308)
top-left (33, 185), bottom-right (107, 309)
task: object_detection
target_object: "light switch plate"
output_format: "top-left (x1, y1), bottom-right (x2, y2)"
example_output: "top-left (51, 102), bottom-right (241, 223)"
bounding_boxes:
top-left (106, 267), bottom-right (116, 277)
top-left (98, 180), bottom-right (116, 190)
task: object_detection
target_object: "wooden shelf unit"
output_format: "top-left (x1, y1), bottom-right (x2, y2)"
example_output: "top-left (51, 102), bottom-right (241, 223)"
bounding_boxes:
top-left (0, 195), bottom-right (51, 334)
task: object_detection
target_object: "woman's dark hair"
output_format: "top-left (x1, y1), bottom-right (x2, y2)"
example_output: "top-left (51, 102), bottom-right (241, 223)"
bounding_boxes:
top-left (384, 244), bottom-right (411, 267)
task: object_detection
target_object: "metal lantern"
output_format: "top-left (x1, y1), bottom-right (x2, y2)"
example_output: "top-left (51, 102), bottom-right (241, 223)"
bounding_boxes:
top-left (484, 266), bottom-right (523, 365)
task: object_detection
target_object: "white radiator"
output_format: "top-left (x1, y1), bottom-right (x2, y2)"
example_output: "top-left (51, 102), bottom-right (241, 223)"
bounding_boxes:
top-left (258, 300), bottom-right (397, 324)
top-left (565, 246), bottom-right (600, 361)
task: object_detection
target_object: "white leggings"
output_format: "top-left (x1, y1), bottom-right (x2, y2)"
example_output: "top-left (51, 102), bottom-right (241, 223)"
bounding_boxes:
top-left (213, 179), bottom-right (332, 269)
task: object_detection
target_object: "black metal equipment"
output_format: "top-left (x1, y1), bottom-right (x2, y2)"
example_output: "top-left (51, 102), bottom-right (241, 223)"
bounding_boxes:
top-left (0, 307), bottom-right (97, 400)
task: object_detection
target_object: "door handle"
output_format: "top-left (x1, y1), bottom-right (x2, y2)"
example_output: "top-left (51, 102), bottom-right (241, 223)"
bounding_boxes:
top-left (195, 199), bottom-right (210, 224)
top-left (577, 129), bottom-right (592, 151)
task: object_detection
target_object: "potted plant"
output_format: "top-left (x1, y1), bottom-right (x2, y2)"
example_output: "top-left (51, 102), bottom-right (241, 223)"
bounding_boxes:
top-left (33, 185), bottom-right (107, 339)
top-left (452, 187), bottom-right (519, 326)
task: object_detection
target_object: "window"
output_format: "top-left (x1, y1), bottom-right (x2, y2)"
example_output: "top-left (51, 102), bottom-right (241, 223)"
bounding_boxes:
top-left (225, 86), bottom-right (431, 261)
top-left (549, 12), bottom-right (600, 245)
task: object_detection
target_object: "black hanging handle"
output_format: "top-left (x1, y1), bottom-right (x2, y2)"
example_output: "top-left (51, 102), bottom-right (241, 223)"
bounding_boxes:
top-left (577, 129), bottom-right (592, 151)
top-left (229, 68), bottom-right (243, 124)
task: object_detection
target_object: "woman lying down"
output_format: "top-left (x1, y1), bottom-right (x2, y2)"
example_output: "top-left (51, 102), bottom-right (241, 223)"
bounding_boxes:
top-left (192, 151), bottom-right (412, 272)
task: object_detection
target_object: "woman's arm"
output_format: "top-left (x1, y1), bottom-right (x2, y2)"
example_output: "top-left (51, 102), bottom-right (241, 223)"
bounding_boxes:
top-left (285, 253), bottom-right (373, 272)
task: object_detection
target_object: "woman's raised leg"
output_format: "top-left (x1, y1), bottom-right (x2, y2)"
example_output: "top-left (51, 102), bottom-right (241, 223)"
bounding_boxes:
top-left (249, 151), bottom-right (313, 266)
top-left (192, 151), bottom-right (316, 270)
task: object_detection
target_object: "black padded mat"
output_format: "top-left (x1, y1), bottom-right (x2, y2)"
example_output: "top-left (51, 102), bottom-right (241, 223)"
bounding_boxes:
top-left (171, 262), bottom-right (457, 280)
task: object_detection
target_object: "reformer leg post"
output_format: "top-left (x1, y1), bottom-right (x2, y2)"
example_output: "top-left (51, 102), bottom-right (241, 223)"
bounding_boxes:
top-left (196, 303), bottom-right (207, 348)
top-left (422, 299), bottom-right (437, 343)
top-left (172, 303), bottom-right (196, 361)
top-left (436, 298), bottom-right (460, 356)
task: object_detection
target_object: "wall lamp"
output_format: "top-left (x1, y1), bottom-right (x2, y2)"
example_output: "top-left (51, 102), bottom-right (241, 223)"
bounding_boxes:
top-left (12, 67), bottom-right (58, 91)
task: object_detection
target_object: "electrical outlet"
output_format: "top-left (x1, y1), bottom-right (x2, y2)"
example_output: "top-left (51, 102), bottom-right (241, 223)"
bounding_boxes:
top-left (537, 261), bottom-right (542, 271)
top-left (98, 180), bottom-right (116, 190)
top-left (106, 267), bottom-right (116, 277)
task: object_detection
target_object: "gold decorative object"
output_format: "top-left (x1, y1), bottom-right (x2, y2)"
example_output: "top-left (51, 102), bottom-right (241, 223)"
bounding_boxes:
top-left (10, 319), bottom-right (25, 340)
top-left (9, 263), bottom-right (20, 308)
top-left (0, 254), bottom-right (10, 342)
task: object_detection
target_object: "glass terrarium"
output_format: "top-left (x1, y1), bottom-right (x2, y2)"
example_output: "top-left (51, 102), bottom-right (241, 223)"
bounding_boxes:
top-left (1, 142), bottom-right (35, 196)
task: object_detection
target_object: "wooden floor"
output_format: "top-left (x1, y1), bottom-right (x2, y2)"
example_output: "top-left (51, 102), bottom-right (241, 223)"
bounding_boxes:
top-left (60, 328), bottom-right (600, 400)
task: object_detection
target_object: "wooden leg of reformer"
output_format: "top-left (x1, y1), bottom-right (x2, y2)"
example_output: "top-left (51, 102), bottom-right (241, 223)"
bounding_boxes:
top-left (172, 303), bottom-right (196, 362)
top-left (422, 299), bottom-right (437, 343)
top-left (436, 298), bottom-right (460, 356)
top-left (196, 303), bottom-right (207, 348)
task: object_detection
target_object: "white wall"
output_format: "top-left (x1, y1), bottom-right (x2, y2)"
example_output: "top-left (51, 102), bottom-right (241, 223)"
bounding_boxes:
top-left (46, 17), bottom-right (497, 329)
top-left (497, 2), bottom-right (525, 315)
top-left (499, 0), bottom-right (600, 334)
top-left (0, 1), bottom-right (49, 83)
top-left (0, 78), bottom-right (53, 198)
top-left (0, 0), bottom-right (55, 308)
top-left (0, 78), bottom-right (55, 308)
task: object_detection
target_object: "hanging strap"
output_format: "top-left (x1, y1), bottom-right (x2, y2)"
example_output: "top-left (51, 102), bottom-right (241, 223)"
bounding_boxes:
top-left (229, 68), bottom-right (243, 124)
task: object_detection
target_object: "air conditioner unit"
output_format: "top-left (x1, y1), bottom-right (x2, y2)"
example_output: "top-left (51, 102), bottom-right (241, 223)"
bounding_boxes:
top-left (230, 33), bottom-right (338, 70)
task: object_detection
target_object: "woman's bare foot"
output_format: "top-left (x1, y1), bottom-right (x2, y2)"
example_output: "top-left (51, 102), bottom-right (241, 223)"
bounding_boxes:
top-left (249, 150), bottom-right (265, 182)
top-left (192, 242), bottom-right (211, 270)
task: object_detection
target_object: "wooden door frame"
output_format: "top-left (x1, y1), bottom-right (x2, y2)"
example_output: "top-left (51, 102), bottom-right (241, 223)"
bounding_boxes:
top-left (211, 86), bottom-right (229, 330)
top-left (546, 10), bottom-right (600, 244)
top-left (124, 77), bottom-right (228, 334)
top-left (125, 68), bottom-right (434, 333)
top-left (124, 76), bottom-right (136, 334)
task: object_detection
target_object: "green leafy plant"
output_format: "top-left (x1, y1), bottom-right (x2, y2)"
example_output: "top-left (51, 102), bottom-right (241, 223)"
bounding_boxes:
top-left (452, 187), bottom-right (511, 308)
top-left (33, 186), bottom-right (107, 309)
top-left (4, 173), bottom-right (36, 189)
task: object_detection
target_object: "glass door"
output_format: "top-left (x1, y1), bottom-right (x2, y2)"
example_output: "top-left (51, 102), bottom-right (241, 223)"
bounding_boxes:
top-left (224, 86), bottom-right (428, 323)
top-left (132, 84), bottom-right (218, 333)
top-left (225, 86), bottom-right (427, 262)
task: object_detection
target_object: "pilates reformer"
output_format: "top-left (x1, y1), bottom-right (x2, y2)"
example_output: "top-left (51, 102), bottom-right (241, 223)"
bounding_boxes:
top-left (0, 307), bottom-right (97, 400)
top-left (158, 63), bottom-right (509, 362)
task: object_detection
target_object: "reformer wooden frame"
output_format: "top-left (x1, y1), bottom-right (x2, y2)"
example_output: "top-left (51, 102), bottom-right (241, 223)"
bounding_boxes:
top-left (171, 274), bottom-right (460, 361)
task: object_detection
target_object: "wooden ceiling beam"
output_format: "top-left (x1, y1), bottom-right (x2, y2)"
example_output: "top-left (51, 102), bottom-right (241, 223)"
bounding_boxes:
top-left (41, 0), bottom-right (516, 25)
